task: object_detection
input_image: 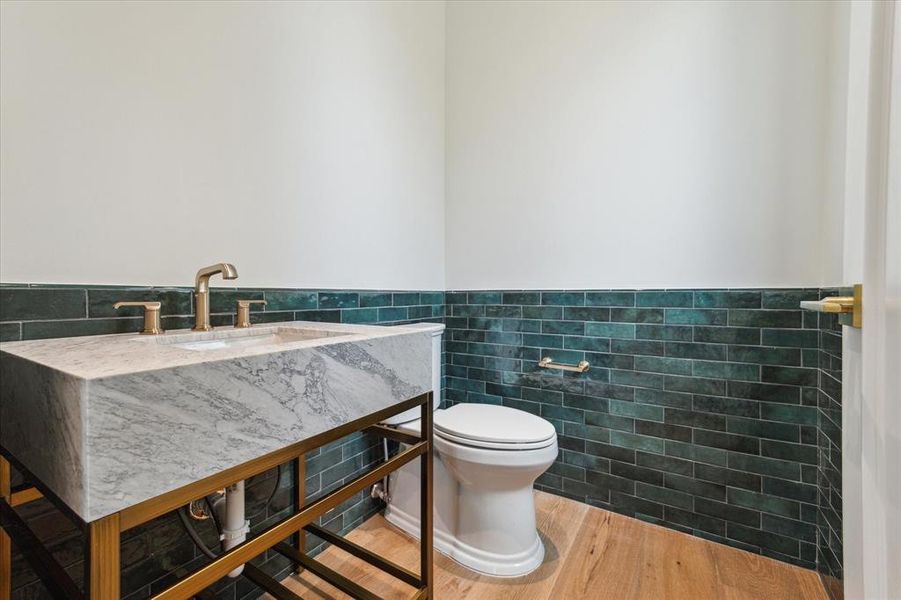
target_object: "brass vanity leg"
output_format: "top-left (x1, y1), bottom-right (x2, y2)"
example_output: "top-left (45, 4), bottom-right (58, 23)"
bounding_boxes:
top-left (85, 513), bottom-right (120, 599)
top-left (419, 393), bottom-right (434, 597)
top-left (0, 456), bottom-right (11, 600)
top-left (293, 454), bottom-right (306, 574)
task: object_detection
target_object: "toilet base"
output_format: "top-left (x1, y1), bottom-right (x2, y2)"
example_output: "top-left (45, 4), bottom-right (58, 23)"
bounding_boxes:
top-left (385, 503), bottom-right (546, 578)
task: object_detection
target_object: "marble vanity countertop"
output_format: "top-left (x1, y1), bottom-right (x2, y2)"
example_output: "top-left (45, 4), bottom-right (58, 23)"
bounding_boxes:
top-left (0, 321), bottom-right (442, 522)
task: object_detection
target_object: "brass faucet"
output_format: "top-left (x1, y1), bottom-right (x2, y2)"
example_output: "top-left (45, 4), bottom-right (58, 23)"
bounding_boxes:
top-left (193, 263), bottom-right (238, 331)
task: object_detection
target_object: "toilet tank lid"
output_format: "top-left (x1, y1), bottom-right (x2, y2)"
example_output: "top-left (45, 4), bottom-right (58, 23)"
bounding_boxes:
top-left (434, 404), bottom-right (556, 445)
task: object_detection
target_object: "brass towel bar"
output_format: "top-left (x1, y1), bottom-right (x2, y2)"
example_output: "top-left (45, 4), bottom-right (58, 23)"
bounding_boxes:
top-left (538, 356), bottom-right (590, 373)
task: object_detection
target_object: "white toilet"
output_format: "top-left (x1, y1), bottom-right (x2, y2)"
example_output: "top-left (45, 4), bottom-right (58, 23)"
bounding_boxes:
top-left (384, 325), bottom-right (558, 577)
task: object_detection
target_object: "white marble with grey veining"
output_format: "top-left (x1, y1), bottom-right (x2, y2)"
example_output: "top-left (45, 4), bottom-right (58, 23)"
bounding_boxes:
top-left (0, 321), bottom-right (441, 521)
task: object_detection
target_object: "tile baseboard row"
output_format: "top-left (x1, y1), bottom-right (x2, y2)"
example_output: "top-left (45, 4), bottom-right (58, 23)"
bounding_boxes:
top-left (0, 284), bottom-right (841, 598)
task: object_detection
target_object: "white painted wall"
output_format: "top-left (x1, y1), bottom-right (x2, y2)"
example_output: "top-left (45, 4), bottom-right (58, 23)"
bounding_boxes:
top-left (446, 1), bottom-right (841, 290)
top-left (0, 1), bottom-right (446, 289)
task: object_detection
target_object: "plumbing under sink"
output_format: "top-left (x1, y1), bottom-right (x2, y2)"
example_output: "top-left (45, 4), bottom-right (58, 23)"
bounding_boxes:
top-left (147, 326), bottom-right (349, 351)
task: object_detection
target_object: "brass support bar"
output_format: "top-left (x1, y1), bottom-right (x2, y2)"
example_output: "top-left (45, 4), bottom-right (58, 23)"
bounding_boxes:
top-left (366, 424), bottom-right (422, 445)
top-left (0, 456), bottom-right (10, 600)
top-left (85, 513), bottom-right (120, 600)
top-left (419, 393), bottom-right (434, 598)
top-left (0, 499), bottom-right (82, 599)
top-left (121, 393), bottom-right (428, 531)
top-left (10, 485), bottom-right (42, 507)
top-left (292, 453), bottom-right (306, 575)
top-left (273, 542), bottom-right (382, 600)
top-left (152, 441), bottom-right (427, 600)
top-left (242, 562), bottom-right (304, 600)
top-left (304, 523), bottom-right (421, 588)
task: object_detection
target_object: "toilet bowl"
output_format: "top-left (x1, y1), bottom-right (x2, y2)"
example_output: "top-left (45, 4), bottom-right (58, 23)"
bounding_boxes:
top-left (383, 403), bottom-right (558, 577)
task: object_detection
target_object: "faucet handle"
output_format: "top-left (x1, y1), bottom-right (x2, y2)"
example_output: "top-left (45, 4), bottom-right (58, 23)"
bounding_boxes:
top-left (113, 301), bottom-right (164, 335)
top-left (235, 300), bottom-right (267, 328)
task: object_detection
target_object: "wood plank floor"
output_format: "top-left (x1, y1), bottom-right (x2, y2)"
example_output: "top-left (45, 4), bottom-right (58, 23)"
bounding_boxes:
top-left (274, 491), bottom-right (827, 600)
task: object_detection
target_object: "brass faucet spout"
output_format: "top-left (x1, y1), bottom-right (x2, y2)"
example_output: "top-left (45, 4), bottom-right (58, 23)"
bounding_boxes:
top-left (193, 263), bottom-right (238, 331)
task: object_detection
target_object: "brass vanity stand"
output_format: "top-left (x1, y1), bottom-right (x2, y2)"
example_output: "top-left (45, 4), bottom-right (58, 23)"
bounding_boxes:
top-left (0, 391), bottom-right (434, 600)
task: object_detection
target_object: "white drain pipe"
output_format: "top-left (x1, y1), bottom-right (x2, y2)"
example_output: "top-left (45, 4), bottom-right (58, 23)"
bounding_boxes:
top-left (213, 481), bottom-right (250, 577)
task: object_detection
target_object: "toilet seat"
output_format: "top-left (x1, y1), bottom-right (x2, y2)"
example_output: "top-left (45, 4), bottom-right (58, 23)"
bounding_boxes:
top-left (435, 429), bottom-right (556, 450)
top-left (433, 404), bottom-right (557, 449)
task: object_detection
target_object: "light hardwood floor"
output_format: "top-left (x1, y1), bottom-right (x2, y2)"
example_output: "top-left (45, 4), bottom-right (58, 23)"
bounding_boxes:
top-left (276, 491), bottom-right (827, 600)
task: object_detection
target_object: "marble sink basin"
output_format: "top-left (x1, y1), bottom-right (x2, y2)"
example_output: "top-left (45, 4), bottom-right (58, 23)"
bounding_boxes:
top-left (146, 326), bottom-right (349, 352)
top-left (0, 321), bottom-right (441, 521)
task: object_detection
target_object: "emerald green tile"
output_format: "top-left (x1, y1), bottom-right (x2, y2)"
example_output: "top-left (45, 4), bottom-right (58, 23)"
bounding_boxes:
top-left (727, 381), bottom-right (800, 403)
top-left (728, 346), bottom-right (800, 366)
top-left (486, 305), bottom-right (521, 318)
top-left (610, 339), bottom-right (665, 356)
top-left (665, 309), bottom-right (727, 326)
top-left (469, 317), bottom-right (503, 331)
top-left (761, 366), bottom-right (818, 386)
top-left (727, 488), bottom-right (799, 518)
top-left (295, 309), bottom-right (341, 323)
top-left (523, 306), bottom-right (562, 320)
top-left (468, 291), bottom-right (502, 304)
top-left (392, 292), bottom-right (421, 306)
top-left (611, 369), bottom-right (664, 389)
top-left (585, 291), bottom-right (636, 307)
top-left (543, 320), bottom-right (584, 335)
top-left (0, 322), bottom-right (21, 341)
top-left (727, 453), bottom-right (800, 480)
top-left (584, 322), bottom-right (635, 339)
top-left (664, 375), bottom-right (725, 395)
top-left (584, 410), bottom-right (634, 431)
top-left (88, 288), bottom-right (192, 318)
top-left (318, 292), bottom-right (358, 309)
top-left (759, 403), bottom-right (818, 425)
top-left (265, 289), bottom-right (318, 310)
top-left (760, 329), bottom-right (819, 348)
top-left (634, 356), bottom-right (692, 376)
top-left (340, 308), bottom-right (380, 323)
top-left (609, 399), bottom-right (664, 421)
top-left (358, 292), bottom-right (392, 307)
top-left (542, 291), bottom-right (585, 306)
top-left (1, 288), bottom-right (86, 321)
top-left (522, 333), bottom-right (563, 348)
top-left (209, 290), bottom-right (264, 313)
top-left (22, 317), bottom-right (142, 340)
top-left (376, 307), bottom-right (407, 322)
top-left (453, 304), bottom-right (485, 317)
top-left (693, 395), bottom-right (759, 417)
top-left (563, 307), bottom-right (610, 321)
top-left (762, 290), bottom-right (819, 309)
top-left (610, 431), bottom-right (665, 454)
top-left (692, 361), bottom-right (760, 381)
top-left (636, 291), bottom-right (693, 307)
top-left (564, 336), bottom-right (610, 352)
top-left (407, 306), bottom-right (432, 319)
top-left (665, 440), bottom-right (728, 466)
top-left (729, 310), bottom-right (801, 328)
top-left (695, 291), bottom-right (761, 308)
top-left (419, 291), bottom-right (444, 304)
top-left (634, 388), bottom-right (693, 409)
top-left (634, 324), bottom-right (693, 341)
top-left (610, 308), bottom-right (664, 324)
top-left (502, 291), bottom-right (540, 305)
top-left (727, 417), bottom-right (799, 442)
top-left (665, 342), bottom-right (726, 360)
top-left (446, 292), bottom-right (468, 304)
top-left (694, 326), bottom-right (760, 344)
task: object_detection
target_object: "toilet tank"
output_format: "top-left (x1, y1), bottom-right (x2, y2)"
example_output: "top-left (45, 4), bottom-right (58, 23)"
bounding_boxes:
top-left (381, 323), bottom-right (444, 425)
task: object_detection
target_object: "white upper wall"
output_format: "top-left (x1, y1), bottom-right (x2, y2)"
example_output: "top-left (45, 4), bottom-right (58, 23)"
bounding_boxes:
top-left (446, 0), bottom-right (841, 289)
top-left (0, 1), bottom-right (446, 289)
